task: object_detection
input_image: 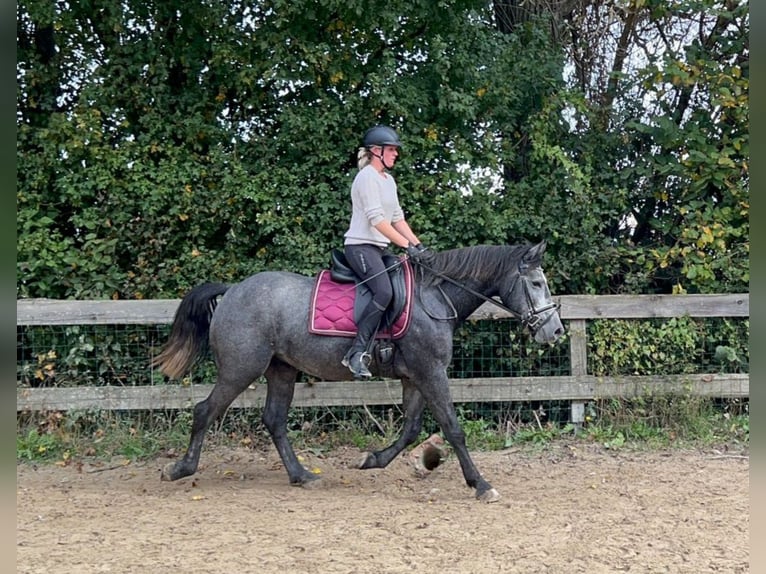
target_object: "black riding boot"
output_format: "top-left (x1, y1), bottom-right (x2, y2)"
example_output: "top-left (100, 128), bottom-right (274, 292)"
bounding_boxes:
top-left (342, 303), bottom-right (385, 379)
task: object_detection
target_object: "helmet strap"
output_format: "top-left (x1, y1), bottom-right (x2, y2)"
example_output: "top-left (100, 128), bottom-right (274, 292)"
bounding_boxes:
top-left (370, 146), bottom-right (394, 170)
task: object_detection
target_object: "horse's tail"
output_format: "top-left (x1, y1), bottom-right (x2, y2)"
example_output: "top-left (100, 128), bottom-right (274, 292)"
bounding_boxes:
top-left (151, 282), bottom-right (229, 379)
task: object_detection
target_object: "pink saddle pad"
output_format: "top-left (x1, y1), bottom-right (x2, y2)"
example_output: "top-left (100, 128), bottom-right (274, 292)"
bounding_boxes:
top-left (308, 261), bottom-right (413, 340)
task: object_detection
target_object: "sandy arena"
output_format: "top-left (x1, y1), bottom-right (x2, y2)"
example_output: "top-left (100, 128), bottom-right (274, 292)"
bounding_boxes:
top-left (17, 442), bottom-right (749, 573)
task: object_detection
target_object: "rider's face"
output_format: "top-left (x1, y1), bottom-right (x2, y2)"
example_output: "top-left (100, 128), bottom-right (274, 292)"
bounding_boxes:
top-left (381, 145), bottom-right (399, 164)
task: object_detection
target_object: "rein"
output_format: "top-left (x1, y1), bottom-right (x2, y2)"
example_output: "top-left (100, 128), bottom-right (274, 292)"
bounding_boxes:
top-left (336, 253), bottom-right (559, 332)
top-left (413, 258), bottom-right (559, 331)
top-left (355, 260), bottom-right (403, 288)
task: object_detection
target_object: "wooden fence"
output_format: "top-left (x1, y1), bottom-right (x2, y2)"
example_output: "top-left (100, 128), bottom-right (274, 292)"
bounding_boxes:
top-left (16, 294), bottom-right (750, 422)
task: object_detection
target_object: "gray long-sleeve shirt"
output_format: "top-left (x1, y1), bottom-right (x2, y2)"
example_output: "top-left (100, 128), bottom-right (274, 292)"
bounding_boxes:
top-left (343, 165), bottom-right (405, 247)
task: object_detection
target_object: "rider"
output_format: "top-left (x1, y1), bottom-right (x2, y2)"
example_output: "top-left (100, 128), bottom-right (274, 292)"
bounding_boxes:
top-left (341, 125), bottom-right (434, 379)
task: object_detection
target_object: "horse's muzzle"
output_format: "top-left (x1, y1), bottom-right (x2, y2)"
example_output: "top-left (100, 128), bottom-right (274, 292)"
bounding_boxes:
top-left (525, 304), bottom-right (564, 344)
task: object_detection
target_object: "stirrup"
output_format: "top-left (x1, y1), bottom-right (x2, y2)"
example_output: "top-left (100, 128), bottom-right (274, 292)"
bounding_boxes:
top-left (342, 351), bottom-right (372, 379)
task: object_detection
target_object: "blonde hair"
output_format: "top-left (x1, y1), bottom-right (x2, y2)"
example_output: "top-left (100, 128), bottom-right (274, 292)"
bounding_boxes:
top-left (357, 146), bottom-right (372, 170)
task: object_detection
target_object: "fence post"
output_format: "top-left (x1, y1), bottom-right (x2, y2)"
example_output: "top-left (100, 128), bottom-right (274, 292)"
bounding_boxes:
top-left (568, 319), bottom-right (588, 432)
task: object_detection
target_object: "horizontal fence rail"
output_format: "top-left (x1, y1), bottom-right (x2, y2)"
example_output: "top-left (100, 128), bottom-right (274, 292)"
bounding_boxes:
top-left (16, 293), bottom-right (750, 325)
top-left (16, 294), bottom-right (750, 413)
top-left (16, 374), bottom-right (749, 412)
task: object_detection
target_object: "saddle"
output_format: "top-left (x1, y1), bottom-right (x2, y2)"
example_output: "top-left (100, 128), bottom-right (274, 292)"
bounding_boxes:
top-left (309, 249), bottom-right (413, 340)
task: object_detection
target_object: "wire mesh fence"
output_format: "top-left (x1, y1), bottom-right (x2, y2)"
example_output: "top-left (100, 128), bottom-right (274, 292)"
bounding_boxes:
top-left (17, 315), bottom-right (749, 438)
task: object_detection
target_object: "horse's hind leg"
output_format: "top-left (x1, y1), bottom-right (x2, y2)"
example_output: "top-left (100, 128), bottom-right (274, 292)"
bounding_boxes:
top-left (161, 364), bottom-right (264, 481)
top-left (358, 379), bottom-right (426, 469)
top-left (261, 360), bottom-right (319, 487)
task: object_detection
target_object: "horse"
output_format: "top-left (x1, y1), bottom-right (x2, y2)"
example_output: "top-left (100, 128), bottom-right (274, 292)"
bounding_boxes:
top-left (152, 241), bottom-right (564, 502)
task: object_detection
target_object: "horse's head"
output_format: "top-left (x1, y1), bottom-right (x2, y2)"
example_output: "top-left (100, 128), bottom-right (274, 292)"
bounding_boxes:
top-left (502, 241), bottom-right (564, 344)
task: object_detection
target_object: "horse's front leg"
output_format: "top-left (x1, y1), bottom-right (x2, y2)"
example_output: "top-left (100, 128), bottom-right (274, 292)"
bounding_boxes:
top-left (358, 378), bottom-right (425, 469)
top-left (419, 372), bottom-right (500, 503)
top-left (262, 360), bottom-right (320, 487)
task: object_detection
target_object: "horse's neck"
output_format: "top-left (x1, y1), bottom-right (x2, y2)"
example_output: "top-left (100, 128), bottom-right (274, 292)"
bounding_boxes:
top-left (438, 278), bottom-right (496, 322)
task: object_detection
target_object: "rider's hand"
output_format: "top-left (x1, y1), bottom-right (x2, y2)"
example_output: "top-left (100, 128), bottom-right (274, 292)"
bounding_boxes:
top-left (405, 244), bottom-right (421, 260)
top-left (406, 243), bottom-right (435, 264)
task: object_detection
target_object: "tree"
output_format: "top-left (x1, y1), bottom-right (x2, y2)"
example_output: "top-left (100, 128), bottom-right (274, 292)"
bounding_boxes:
top-left (16, 0), bottom-right (748, 299)
top-left (488, 0), bottom-right (748, 294)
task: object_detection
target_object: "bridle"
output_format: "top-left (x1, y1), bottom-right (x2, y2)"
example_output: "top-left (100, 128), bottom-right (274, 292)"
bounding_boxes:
top-left (506, 261), bottom-right (560, 333)
top-left (417, 259), bottom-right (560, 334)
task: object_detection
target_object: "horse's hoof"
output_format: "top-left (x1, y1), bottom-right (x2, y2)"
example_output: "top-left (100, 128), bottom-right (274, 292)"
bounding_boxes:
top-left (289, 474), bottom-right (323, 489)
top-left (301, 477), bottom-right (324, 490)
top-left (477, 488), bottom-right (501, 503)
top-left (160, 462), bottom-right (178, 481)
top-left (356, 452), bottom-right (375, 469)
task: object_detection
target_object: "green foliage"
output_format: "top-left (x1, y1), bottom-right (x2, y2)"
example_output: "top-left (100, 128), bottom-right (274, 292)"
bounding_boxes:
top-left (17, 428), bottom-right (65, 461)
top-left (16, 409), bottom-right (195, 463)
top-left (17, 396), bottom-right (747, 463)
top-left (588, 316), bottom-right (749, 376)
top-left (583, 396), bottom-right (749, 449)
top-left (452, 406), bottom-right (505, 450)
top-left (17, 325), bottom-right (172, 387)
top-left (451, 319), bottom-right (570, 378)
top-left (590, 317), bottom-right (700, 376)
top-left (15, 1), bottom-right (750, 461)
top-left (18, 1), bottom-right (747, 299)
top-left (609, 0), bottom-right (749, 294)
top-left (506, 423), bottom-right (575, 447)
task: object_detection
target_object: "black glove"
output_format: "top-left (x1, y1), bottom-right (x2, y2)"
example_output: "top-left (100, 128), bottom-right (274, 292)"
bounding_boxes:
top-left (406, 243), bottom-right (435, 264)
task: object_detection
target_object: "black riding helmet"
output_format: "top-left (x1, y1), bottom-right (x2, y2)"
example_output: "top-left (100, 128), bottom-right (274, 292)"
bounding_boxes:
top-left (363, 125), bottom-right (402, 149)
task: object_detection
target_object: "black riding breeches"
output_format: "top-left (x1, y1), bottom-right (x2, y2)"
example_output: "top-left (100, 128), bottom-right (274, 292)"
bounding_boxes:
top-left (343, 244), bottom-right (394, 311)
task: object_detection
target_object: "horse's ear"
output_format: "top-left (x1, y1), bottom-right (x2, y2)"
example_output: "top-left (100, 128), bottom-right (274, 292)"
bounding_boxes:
top-left (524, 240), bottom-right (547, 263)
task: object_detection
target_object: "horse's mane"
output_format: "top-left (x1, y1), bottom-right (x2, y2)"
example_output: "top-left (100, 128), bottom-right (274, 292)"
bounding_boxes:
top-left (419, 244), bottom-right (537, 288)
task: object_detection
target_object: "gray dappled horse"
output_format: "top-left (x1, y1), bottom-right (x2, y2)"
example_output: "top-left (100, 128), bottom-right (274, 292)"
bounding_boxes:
top-left (153, 241), bottom-right (564, 502)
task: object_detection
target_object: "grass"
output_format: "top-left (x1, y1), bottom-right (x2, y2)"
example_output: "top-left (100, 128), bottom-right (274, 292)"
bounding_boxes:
top-left (16, 396), bottom-right (749, 466)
